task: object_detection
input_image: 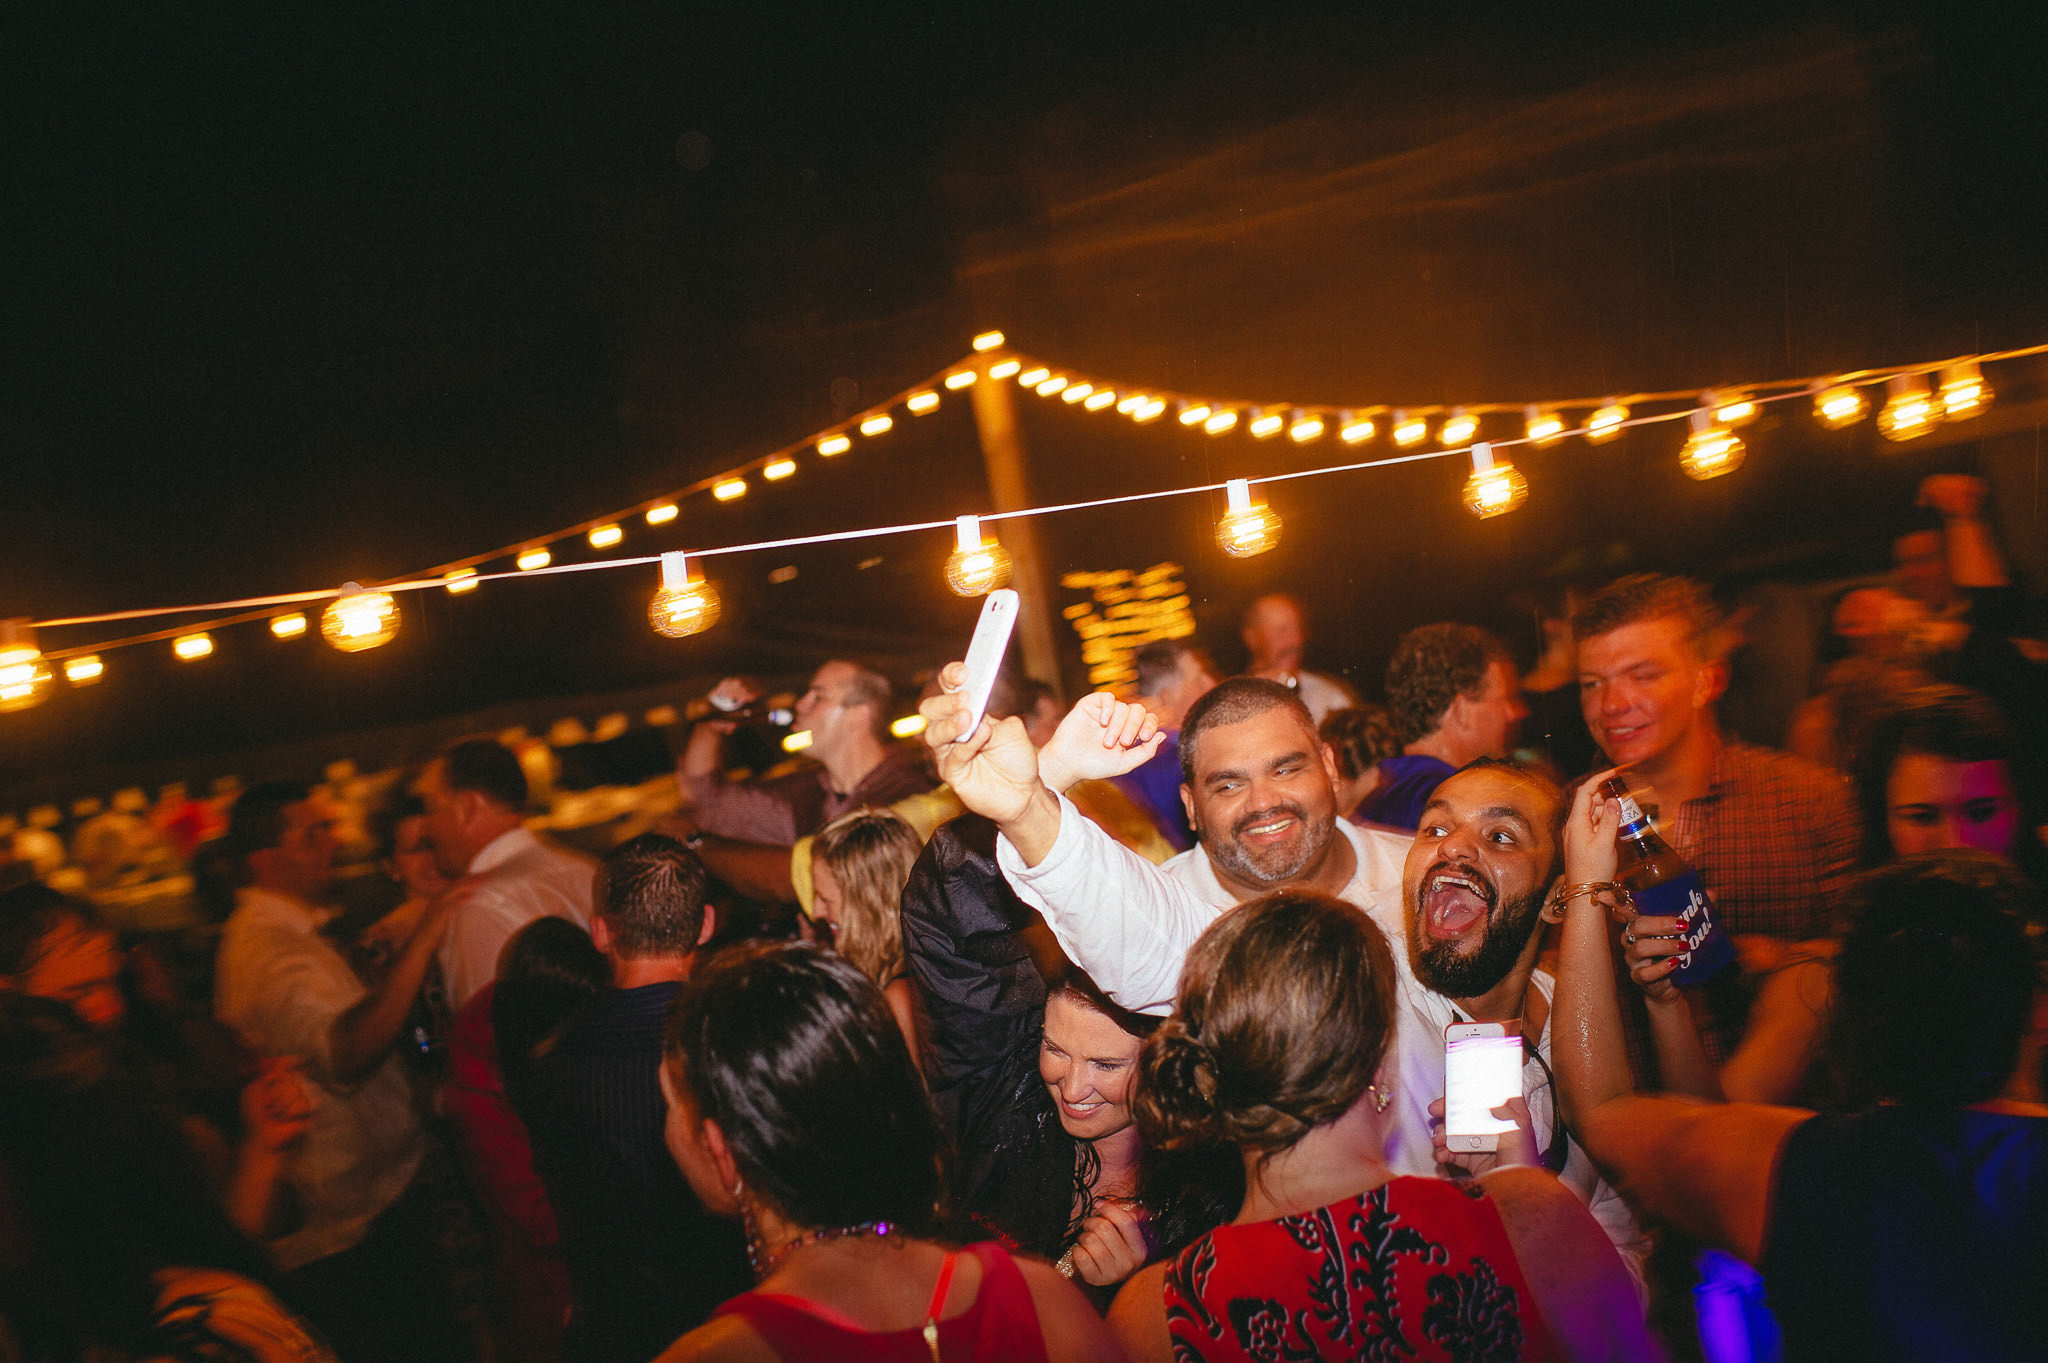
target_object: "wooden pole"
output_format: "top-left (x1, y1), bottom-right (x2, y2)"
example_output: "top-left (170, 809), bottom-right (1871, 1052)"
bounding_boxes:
top-left (969, 372), bottom-right (1064, 693)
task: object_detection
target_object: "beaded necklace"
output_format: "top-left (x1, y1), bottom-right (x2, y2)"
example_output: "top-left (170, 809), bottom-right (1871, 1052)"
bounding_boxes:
top-left (751, 1219), bottom-right (897, 1281)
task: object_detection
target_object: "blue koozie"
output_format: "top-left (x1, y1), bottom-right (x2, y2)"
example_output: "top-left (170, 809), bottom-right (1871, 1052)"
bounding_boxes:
top-left (1630, 871), bottom-right (1736, 984)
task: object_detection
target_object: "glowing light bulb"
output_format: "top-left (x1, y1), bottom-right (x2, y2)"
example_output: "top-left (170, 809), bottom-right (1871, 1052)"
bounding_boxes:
top-left (972, 330), bottom-right (1005, 351)
top-left (1216, 478), bottom-right (1280, 558)
top-left (1939, 360), bottom-right (1991, 418)
top-left (1879, 374), bottom-right (1940, 442)
top-left (1017, 367), bottom-right (1050, 387)
top-left (0, 621), bottom-right (50, 712)
top-left (588, 523), bottom-right (624, 549)
top-left (1178, 401), bottom-right (1212, 427)
top-left (1287, 410), bottom-right (1325, 443)
top-left (1035, 376), bottom-right (1067, 397)
top-left (444, 568), bottom-right (479, 592)
top-left (712, 478), bottom-right (747, 501)
top-left (320, 583), bottom-right (400, 652)
top-left (1460, 443), bottom-right (1529, 518)
top-left (173, 633), bottom-right (214, 661)
top-left (516, 547), bottom-right (551, 571)
top-left (1116, 393), bottom-right (1144, 414)
top-left (1708, 390), bottom-right (1757, 427)
top-left (1813, 381), bottom-right (1867, 429)
top-left (1203, 409), bottom-right (1239, 435)
top-left (1338, 411), bottom-right (1376, 444)
top-left (763, 458), bottom-right (796, 481)
top-left (1524, 405), bottom-right (1565, 446)
top-left (1061, 383), bottom-right (1093, 404)
top-left (1392, 409), bottom-right (1428, 447)
top-left (63, 655), bottom-right (103, 686)
top-left (648, 551), bottom-right (721, 638)
top-left (1438, 407), bottom-right (1479, 447)
top-left (859, 414), bottom-right (893, 437)
top-left (782, 730), bottom-right (814, 753)
top-left (889, 714), bottom-right (927, 739)
top-left (1585, 400), bottom-right (1628, 443)
top-left (645, 503), bottom-right (679, 525)
top-left (988, 359), bottom-right (1021, 380)
top-left (944, 370), bottom-right (977, 390)
top-left (1248, 407), bottom-right (1284, 439)
top-left (271, 613), bottom-right (308, 639)
top-left (1084, 389), bottom-right (1116, 410)
top-left (818, 434), bottom-right (851, 457)
top-left (1135, 398), bottom-right (1168, 422)
top-left (907, 390), bottom-right (940, 414)
top-left (945, 515), bottom-right (1013, 596)
top-left (1680, 409), bottom-right (1746, 479)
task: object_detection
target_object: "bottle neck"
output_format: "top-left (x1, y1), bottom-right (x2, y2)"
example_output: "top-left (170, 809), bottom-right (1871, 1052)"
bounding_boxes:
top-left (1613, 792), bottom-right (1653, 842)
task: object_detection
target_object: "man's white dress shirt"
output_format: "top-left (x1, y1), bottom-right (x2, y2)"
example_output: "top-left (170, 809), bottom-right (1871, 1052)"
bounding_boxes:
top-left (439, 826), bottom-right (596, 1012)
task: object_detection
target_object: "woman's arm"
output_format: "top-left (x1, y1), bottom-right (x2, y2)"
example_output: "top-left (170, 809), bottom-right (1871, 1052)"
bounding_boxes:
top-left (1016, 1256), bottom-right (1135, 1361)
top-left (883, 976), bottom-right (925, 1079)
top-left (1483, 1166), bottom-right (1654, 1360)
top-left (1108, 1260), bottom-right (1175, 1363)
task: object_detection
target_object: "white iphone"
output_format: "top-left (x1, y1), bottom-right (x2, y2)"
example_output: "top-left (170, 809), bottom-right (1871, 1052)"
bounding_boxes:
top-left (1444, 1021), bottom-right (1524, 1153)
top-left (953, 589), bottom-right (1019, 741)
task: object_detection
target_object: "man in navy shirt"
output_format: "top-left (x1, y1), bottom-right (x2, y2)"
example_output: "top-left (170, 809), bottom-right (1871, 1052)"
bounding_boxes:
top-left (1355, 623), bottom-right (1527, 830)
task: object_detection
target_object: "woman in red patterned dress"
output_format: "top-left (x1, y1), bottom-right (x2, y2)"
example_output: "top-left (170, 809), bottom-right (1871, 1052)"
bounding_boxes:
top-left (1107, 890), bottom-right (1650, 1362)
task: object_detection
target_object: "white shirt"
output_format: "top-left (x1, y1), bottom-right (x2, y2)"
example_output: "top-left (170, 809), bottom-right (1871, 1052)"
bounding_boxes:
top-left (215, 887), bottom-right (424, 1271)
top-left (439, 826), bottom-right (596, 1012)
top-left (997, 796), bottom-right (1647, 1283)
top-left (1291, 669), bottom-right (1357, 726)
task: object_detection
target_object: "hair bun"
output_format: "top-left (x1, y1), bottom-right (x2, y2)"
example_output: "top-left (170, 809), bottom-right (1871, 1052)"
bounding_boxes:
top-left (1135, 1020), bottom-right (1223, 1150)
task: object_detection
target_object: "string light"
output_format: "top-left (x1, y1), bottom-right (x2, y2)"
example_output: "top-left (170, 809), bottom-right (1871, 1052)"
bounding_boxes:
top-left (1248, 407), bottom-right (1284, 439)
top-left (1680, 409), bottom-right (1745, 479)
top-left (859, 414), bottom-right (893, 437)
top-left (1177, 401), bottom-right (1212, 427)
top-left (517, 548), bottom-right (552, 571)
top-left (817, 434), bottom-right (851, 457)
top-left (648, 551), bottom-right (720, 638)
top-left (1203, 408), bottom-right (1239, 435)
top-left (1018, 367), bottom-right (1050, 387)
top-left (1462, 443), bottom-right (1528, 519)
top-left (1438, 408), bottom-right (1479, 447)
top-left (972, 331), bottom-right (1005, 352)
top-left (63, 655), bottom-right (103, 686)
top-left (1287, 409), bottom-right (1325, 443)
top-left (1115, 394), bottom-right (1145, 414)
top-left (944, 514), bottom-right (1012, 596)
top-left (1339, 411), bottom-right (1376, 444)
top-left (1524, 405), bottom-right (1565, 446)
top-left (0, 621), bottom-right (49, 712)
top-left (763, 459), bottom-right (797, 481)
top-left (907, 391), bottom-right (940, 414)
top-left (270, 614), bottom-right (308, 639)
top-left (645, 504), bottom-right (679, 525)
top-left (712, 478), bottom-right (748, 501)
top-left (889, 714), bottom-right (927, 739)
top-left (1061, 383), bottom-right (1093, 404)
top-left (1709, 390), bottom-right (1757, 427)
top-left (1813, 381), bottom-right (1867, 429)
top-left (1392, 410), bottom-right (1428, 447)
top-left (1586, 399), bottom-right (1629, 443)
top-left (944, 370), bottom-right (977, 390)
top-left (1939, 360), bottom-right (1991, 418)
top-left (1133, 397), bottom-right (1167, 422)
top-left (988, 359), bottom-right (1021, 380)
top-left (444, 568), bottom-right (480, 592)
top-left (782, 730), bottom-right (814, 753)
top-left (1216, 479), bottom-right (1281, 558)
top-left (1084, 389), bottom-right (1117, 410)
top-left (1035, 376), bottom-right (1068, 397)
top-left (588, 523), bottom-right (624, 549)
top-left (1879, 373), bottom-right (1940, 442)
top-left (321, 583), bottom-right (401, 652)
top-left (173, 633), bottom-right (214, 661)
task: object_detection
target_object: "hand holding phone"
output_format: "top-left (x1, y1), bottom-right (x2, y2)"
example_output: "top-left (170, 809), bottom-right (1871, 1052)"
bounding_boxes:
top-left (951, 589), bottom-right (1019, 741)
top-left (1444, 1022), bottom-right (1524, 1154)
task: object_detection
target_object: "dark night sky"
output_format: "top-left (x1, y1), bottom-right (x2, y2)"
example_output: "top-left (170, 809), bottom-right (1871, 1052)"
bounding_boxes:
top-left (3, 1), bottom-right (2045, 798)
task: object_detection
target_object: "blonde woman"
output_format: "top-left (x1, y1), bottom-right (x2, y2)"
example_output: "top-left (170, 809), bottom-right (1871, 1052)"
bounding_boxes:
top-left (808, 808), bottom-right (925, 1068)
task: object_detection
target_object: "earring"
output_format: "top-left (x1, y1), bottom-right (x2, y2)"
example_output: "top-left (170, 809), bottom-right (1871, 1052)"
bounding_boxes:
top-left (1367, 1082), bottom-right (1393, 1113)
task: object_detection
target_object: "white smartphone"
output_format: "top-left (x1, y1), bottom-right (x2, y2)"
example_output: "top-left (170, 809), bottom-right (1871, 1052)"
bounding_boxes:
top-left (953, 589), bottom-right (1019, 741)
top-left (1444, 1021), bottom-right (1524, 1153)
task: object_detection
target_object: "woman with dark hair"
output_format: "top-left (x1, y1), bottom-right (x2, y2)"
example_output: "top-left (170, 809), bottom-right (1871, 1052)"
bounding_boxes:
top-left (0, 993), bottom-right (336, 1361)
top-left (653, 941), bottom-right (1118, 1361)
top-left (1851, 683), bottom-right (2037, 872)
top-left (1556, 779), bottom-right (2048, 1361)
top-left (1110, 890), bottom-right (1647, 1361)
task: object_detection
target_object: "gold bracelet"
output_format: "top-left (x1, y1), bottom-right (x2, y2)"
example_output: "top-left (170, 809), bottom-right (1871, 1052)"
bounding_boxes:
top-left (1548, 880), bottom-right (1627, 910)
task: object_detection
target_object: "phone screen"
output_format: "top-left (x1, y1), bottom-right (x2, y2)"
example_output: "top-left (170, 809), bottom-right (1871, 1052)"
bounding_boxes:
top-left (1445, 1032), bottom-right (1524, 1137)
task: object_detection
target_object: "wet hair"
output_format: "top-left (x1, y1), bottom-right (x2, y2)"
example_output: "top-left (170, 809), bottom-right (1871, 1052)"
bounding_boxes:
top-left (1136, 890), bottom-right (1397, 1159)
top-left (0, 883), bottom-right (98, 978)
top-left (809, 809), bottom-right (923, 988)
top-left (493, 917), bottom-right (607, 1102)
top-left (1828, 852), bottom-right (2037, 1107)
top-left (439, 738), bottom-right (528, 812)
top-left (1178, 677), bottom-right (1316, 788)
top-left (1384, 624), bottom-right (1508, 744)
top-left (1852, 685), bottom-right (2016, 867)
top-left (1135, 639), bottom-right (1218, 698)
top-left (220, 779), bottom-right (312, 875)
top-left (595, 833), bottom-right (710, 959)
top-left (1570, 572), bottom-right (1723, 659)
top-left (1318, 705), bottom-right (1401, 783)
top-left (664, 941), bottom-right (940, 1235)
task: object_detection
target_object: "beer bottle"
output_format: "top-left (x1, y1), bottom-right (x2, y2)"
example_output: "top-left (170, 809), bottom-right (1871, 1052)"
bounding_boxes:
top-left (1597, 773), bottom-right (1735, 983)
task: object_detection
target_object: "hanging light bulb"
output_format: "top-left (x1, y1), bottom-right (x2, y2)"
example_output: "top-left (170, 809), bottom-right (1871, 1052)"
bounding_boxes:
top-left (1133, 397), bottom-right (1167, 422)
top-left (517, 547), bottom-right (552, 571)
top-left (945, 370), bottom-right (977, 391)
top-left (817, 434), bottom-right (851, 457)
top-left (1216, 479), bottom-right (1281, 558)
top-left (444, 567), bottom-right (480, 592)
top-left (1061, 383), bottom-right (1093, 404)
top-left (859, 413), bottom-right (893, 437)
top-left (648, 551), bottom-right (721, 638)
top-left (1035, 376), bottom-right (1068, 397)
top-left (944, 515), bottom-right (1013, 596)
top-left (1177, 401), bottom-right (1212, 427)
top-left (1939, 360), bottom-right (1991, 418)
top-left (762, 458), bottom-right (796, 481)
top-left (988, 359), bottom-right (1021, 380)
top-left (1707, 390), bottom-right (1757, 427)
top-left (1248, 407), bottom-right (1285, 439)
top-left (1116, 394), bottom-right (1145, 414)
top-left (1287, 409), bottom-right (1325, 443)
top-left (1812, 381), bottom-right (1867, 429)
top-left (907, 390), bottom-right (940, 414)
top-left (0, 621), bottom-right (50, 712)
top-left (645, 503), bottom-right (679, 525)
top-left (588, 523), bottom-right (624, 549)
top-left (1461, 443), bottom-right (1529, 519)
top-left (63, 655), bottom-right (103, 686)
top-left (1083, 389), bottom-right (1117, 410)
top-left (1203, 408), bottom-right (1240, 435)
top-left (1524, 405), bottom-right (1565, 446)
top-left (1585, 399), bottom-right (1629, 443)
top-left (1392, 409), bottom-right (1429, 447)
top-left (173, 633), bottom-right (214, 661)
top-left (1879, 373), bottom-right (1940, 442)
top-left (1017, 367), bottom-right (1050, 387)
top-left (1338, 411), bottom-right (1376, 444)
top-left (1680, 409), bottom-right (1746, 480)
top-left (713, 478), bottom-right (748, 501)
top-left (972, 330), bottom-right (1005, 351)
top-left (270, 613), bottom-right (308, 639)
top-left (1438, 407), bottom-right (1479, 447)
top-left (321, 583), bottom-right (401, 652)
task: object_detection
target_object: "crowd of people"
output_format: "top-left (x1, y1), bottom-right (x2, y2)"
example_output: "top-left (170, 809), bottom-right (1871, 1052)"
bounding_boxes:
top-left (1, 473), bottom-right (2044, 1361)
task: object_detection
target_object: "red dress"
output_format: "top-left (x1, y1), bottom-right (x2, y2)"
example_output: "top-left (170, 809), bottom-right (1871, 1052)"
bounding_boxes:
top-left (712, 1241), bottom-right (1048, 1362)
top-left (1163, 1177), bottom-right (1563, 1362)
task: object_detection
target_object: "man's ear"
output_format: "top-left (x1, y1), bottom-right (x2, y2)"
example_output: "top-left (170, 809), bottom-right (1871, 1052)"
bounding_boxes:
top-left (589, 913), bottom-right (614, 955)
top-left (1320, 741), bottom-right (1345, 790)
top-left (1180, 784), bottom-right (1198, 834)
top-left (695, 902), bottom-right (717, 947)
top-left (1692, 657), bottom-right (1730, 710)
